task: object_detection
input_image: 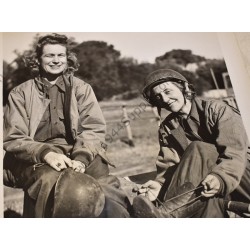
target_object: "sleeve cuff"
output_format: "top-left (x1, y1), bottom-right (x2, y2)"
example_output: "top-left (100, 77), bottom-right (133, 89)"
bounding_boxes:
top-left (71, 150), bottom-right (92, 166)
top-left (38, 146), bottom-right (62, 162)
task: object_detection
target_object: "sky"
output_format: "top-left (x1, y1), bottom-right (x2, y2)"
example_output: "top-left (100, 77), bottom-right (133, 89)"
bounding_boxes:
top-left (2, 32), bottom-right (224, 64)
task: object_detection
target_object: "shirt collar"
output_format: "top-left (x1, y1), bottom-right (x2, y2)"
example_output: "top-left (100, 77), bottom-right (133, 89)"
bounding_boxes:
top-left (55, 76), bottom-right (66, 92)
top-left (35, 75), bottom-right (66, 92)
top-left (168, 99), bottom-right (200, 123)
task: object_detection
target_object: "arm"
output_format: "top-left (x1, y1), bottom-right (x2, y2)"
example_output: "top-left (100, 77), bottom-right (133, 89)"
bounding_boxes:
top-left (3, 88), bottom-right (63, 164)
top-left (70, 82), bottom-right (107, 167)
top-left (207, 101), bottom-right (249, 195)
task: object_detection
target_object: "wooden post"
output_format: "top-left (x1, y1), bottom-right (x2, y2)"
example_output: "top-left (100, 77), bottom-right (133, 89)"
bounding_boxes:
top-left (122, 105), bottom-right (135, 147)
top-left (210, 68), bottom-right (220, 90)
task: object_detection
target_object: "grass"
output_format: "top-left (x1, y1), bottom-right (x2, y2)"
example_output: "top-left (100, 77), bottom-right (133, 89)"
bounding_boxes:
top-left (4, 98), bottom-right (160, 217)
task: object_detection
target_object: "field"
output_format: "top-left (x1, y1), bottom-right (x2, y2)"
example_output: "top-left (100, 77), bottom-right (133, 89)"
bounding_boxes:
top-left (3, 98), bottom-right (160, 217)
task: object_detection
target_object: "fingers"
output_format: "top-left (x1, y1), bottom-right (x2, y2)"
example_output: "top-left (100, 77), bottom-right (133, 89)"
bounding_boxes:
top-left (44, 152), bottom-right (74, 172)
top-left (201, 189), bottom-right (218, 198)
top-left (43, 152), bottom-right (86, 173)
top-left (50, 161), bottom-right (67, 171)
top-left (138, 181), bottom-right (152, 194)
top-left (135, 181), bottom-right (162, 201)
top-left (138, 187), bottom-right (149, 195)
top-left (71, 160), bottom-right (85, 173)
top-left (202, 175), bottom-right (212, 191)
top-left (62, 155), bottom-right (73, 168)
top-left (201, 174), bottom-right (220, 198)
top-left (141, 180), bottom-right (158, 189)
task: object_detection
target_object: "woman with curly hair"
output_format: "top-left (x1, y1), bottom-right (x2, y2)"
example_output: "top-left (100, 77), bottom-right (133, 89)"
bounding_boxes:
top-left (3, 33), bottom-right (131, 218)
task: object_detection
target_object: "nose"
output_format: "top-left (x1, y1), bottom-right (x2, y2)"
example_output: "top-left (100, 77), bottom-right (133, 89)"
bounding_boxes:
top-left (160, 92), bottom-right (169, 103)
top-left (52, 56), bottom-right (59, 63)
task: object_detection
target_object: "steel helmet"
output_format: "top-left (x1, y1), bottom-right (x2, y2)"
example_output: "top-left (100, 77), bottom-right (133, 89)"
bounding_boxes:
top-left (52, 169), bottom-right (105, 218)
top-left (142, 69), bottom-right (191, 106)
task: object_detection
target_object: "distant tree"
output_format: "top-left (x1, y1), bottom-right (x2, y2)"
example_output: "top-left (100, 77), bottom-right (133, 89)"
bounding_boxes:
top-left (155, 49), bottom-right (228, 96)
top-left (72, 41), bottom-right (123, 100)
top-left (117, 59), bottom-right (156, 93)
top-left (156, 49), bottom-right (206, 68)
top-left (3, 35), bottom-right (229, 104)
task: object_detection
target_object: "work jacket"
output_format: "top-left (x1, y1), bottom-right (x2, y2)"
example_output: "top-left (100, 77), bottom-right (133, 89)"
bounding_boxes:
top-left (155, 97), bottom-right (249, 195)
top-left (3, 75), bottom-right (107, 168)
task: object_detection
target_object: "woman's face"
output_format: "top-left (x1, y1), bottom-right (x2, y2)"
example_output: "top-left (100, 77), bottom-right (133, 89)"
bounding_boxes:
top-left (39, 44), bottom-right (67, 76)
top-left (152, 81), bottom-right (186, 113)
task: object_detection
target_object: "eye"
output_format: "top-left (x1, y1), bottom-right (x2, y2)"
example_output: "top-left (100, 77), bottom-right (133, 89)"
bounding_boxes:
top-left (58, 54), bottom-right (66, 57)
top-left (163, 90), bottom-right (170, 94)
top-left (155, 95), bottom-right (162, 101)
top-left (45, 54), bottom-right (54, 58)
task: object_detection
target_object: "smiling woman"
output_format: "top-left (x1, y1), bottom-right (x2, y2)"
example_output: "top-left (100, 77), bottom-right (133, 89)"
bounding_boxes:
top-left (133, 68), bottom-right (250, 218)
top-left (39, 44), bottom-right (68, 82)
top-left (3, 33), bottom-right (131, 218)
top-left (152, 82), bottom-right (190, 114)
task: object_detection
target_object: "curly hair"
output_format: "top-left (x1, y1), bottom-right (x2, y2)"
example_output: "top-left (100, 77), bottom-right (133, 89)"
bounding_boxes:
top-left (24, 33), bottom-right (79, 75)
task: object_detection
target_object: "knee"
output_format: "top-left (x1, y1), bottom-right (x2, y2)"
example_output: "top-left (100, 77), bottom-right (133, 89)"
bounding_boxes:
top-left (25, 165), bottom-right (61, 200)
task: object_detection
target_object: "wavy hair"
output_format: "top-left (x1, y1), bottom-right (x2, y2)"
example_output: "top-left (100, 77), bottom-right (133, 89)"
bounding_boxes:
top-left (24, 33), bottom-right (79, 76)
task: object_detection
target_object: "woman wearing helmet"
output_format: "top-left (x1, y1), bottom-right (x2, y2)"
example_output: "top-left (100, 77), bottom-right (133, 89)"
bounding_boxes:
top-left (133, 69), bottom-right (250, 218)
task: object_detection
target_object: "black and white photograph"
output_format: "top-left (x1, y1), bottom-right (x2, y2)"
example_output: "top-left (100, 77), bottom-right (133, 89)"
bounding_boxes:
top-left (2, 32), bottom-right (250, 219)
top-left (1, 1), bottom-right (250, 249)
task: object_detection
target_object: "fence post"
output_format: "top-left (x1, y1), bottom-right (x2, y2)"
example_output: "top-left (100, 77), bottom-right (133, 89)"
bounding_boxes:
top-left (122, 105), bottom-right (135, 147)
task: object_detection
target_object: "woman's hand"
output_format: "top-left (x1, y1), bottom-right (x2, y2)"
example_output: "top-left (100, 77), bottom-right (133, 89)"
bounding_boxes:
top-left (71, 160), bottom-right (86, 173)
top-left (43, 152), bottom-right (73, 171)
top-left (201, 174), bottom-right (221, 198)
top-left (137, 180), bottom-right (162, 201)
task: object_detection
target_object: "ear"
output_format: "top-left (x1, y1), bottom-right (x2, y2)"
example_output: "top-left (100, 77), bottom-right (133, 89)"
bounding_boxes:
top-left (184, 81), bottom-right (190, 92)
top-left (183, 82), bottom-right (194, 100)
top-left (36, 59), bottom-right (40, 65)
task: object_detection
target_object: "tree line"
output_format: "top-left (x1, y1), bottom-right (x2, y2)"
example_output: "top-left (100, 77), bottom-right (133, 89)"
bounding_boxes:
top-left (3, 34), bottom-right (229, 105)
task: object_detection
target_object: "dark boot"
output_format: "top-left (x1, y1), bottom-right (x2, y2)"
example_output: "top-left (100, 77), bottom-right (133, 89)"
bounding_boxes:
top-left (133, 182), bottom-right (206, 218)
top-left (133, 195), bottom-right (207, 218)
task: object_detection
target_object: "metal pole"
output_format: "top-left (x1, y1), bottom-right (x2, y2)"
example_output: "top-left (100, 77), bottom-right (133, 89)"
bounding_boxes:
top-left (210, 68), bottom-right (220, 90)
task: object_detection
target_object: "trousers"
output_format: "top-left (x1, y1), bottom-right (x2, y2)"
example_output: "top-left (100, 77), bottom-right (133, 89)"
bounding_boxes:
top-left (159, 141), bottom-right (250, 217)
top-left (4, 154), bottom-right (131, 218)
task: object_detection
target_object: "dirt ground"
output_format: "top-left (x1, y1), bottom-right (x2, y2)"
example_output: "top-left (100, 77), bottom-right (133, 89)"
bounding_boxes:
top-left (3, 98), bottom-right (160, 217)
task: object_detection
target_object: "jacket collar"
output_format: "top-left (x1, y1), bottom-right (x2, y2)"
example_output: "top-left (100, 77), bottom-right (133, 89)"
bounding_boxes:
top-left (159, 97), bottom-right (203, 153)
top-left (35, 75), bottom-right (66, 93)
top-left (188, 98), bottom-right (202, 123)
